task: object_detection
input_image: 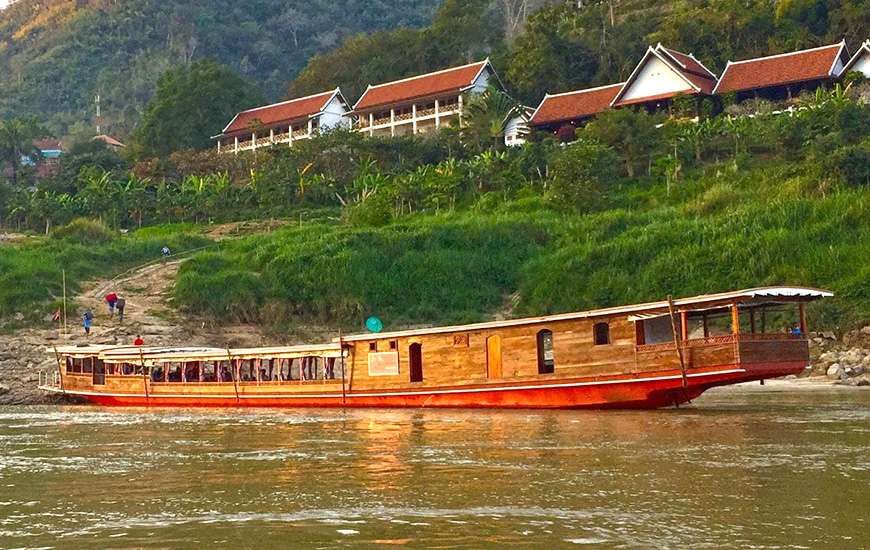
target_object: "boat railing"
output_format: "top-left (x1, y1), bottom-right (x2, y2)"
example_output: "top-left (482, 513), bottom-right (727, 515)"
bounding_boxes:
top-left (38, 369), bottom-right (61, 390)
top-left (636, 333), bottom-right (803, 353)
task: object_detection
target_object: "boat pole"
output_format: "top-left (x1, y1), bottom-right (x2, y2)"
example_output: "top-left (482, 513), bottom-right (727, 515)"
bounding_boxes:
top-left (139, 348), bottom-right (150, 406)
top-left (339, 331), bottom-right (347, 406)
top-left (667, 296), bottom-right (688, 391)
top-left (226, 349), bottom-right (240, 405)
top-left (51, 345), bottom-right (65, 393)
top-left (62, 269), bottom-right (67, 335)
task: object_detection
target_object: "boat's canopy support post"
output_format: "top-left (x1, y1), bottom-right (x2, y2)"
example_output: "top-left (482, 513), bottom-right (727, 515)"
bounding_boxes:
top-left (667, 295), bottom-right (688, 390)
top-left (799, 303), bottom-right (808, 335)
top-left (731, 303), bottom-right (740, 334)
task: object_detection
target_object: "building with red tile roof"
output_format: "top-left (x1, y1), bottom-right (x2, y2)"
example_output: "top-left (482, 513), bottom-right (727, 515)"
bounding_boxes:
top-left (215, 88), bottom-right (350, 153)
top-left (353, 60), bottom-right (499, 137)
top-left (713, 41), bottom-right (849, 99)
top-left (841, 39), bottom-right (870, 79)
top-left (529, 82), bottom-right (624, 135)
top-left (611, 44), bottom-right (717, 109)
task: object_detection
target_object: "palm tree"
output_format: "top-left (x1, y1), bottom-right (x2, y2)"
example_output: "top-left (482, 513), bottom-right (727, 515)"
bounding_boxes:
top-left (462, 84), bottom-right (526, 151)
top-left (0, 117), bottom-right (45, 186)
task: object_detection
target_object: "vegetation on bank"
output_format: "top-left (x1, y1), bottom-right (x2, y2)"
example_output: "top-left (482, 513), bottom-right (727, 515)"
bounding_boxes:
top-left (0, 220), bottom-right (209, 324)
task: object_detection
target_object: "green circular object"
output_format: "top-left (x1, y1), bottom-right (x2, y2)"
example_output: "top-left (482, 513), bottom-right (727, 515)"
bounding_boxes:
top-left (365, 316), bottom-right (383, 333)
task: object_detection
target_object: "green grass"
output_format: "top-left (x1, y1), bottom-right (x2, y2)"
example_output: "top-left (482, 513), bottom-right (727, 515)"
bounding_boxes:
top-left (173, 158), bottom-right (869, 333)
top-left (0, 223), bottom-right (211, 323)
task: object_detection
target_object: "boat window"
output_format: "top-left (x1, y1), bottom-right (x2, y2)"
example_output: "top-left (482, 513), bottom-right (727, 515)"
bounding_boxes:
top-left (389, 340), bottom-right (397, 350)
top-left (642, 316), bottom-right (675, 344)
top-left (288, 358), bottom-right (300, 381)
top-left (202, 361), bottom-right (217, 382)
top-left (258, 358), bottom-right (274, 382)
top-left (106, 364), bottom-right (115, 375)
top-left (325, 358), bottom-right (338, 380)
top-left (151, 365), bottom-right (165, 382)
top-left (217, 361), bottom-right (234, 382)
top-left (369, 342), bottom-right (377, 352)
top-left (593, 322), bottom-right (610, 345)
top-left (537, 330), bottom-right (555, 374)
top-left (184, 362), bottom-right (201, 382)
top-left (409, 343), bottom-right (423, 383)
top-left (82, 357), bottom-right (93, 374)
top-left (239, 360), bottom-right (256, 382)
top-left (167, 363), bottom-right (182, 382)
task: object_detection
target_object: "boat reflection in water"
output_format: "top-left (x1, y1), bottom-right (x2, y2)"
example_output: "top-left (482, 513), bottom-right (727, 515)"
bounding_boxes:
top-left (40, 287), bottom-right (831, 409)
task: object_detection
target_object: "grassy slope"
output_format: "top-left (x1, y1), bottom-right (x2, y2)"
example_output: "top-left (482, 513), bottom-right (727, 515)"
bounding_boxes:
top-left (0, 224), bottom-right (210, 324)
top-left (174, 157), bottom-right (869, 334)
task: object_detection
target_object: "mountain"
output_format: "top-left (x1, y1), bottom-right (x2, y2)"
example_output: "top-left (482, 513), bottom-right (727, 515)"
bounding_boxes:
top-left (0, 0), bottom-right (440, 139)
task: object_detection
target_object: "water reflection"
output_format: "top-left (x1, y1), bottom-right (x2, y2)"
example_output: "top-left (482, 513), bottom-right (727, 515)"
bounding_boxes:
top-left (0, 387), bottom-right (867, 548)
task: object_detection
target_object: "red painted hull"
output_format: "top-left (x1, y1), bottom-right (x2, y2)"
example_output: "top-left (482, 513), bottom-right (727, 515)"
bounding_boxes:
top-left (60, 361), bottom-right (806, 410)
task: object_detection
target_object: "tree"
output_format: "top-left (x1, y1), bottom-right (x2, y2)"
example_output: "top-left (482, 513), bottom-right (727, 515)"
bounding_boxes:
top-left (549, 141), bottom-right (618, 211)
top-left (130, 60), bottom-right (264, 158)
top-left (462, 85), bottom-right (524, 152)
top-left (583, 109), bottom-right (662, 177)
top-left (0, 117), bottom-right (45, 186)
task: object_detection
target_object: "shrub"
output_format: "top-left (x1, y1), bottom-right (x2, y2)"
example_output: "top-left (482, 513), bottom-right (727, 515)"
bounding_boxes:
top-left (549, 142), bottom-right (618, 211)
top-left (51, 218), bottom-right (116, 244)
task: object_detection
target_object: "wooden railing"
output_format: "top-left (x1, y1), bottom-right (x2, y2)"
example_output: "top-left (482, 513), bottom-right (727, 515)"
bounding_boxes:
top-left (635, 333), bottom-right (801, 353)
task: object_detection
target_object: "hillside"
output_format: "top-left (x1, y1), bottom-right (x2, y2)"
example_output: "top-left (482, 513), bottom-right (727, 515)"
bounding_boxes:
top-left (0, 0), bottom-right (440, 137)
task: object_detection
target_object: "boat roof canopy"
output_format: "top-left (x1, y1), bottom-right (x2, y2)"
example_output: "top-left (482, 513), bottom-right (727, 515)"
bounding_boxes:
top-left (51, 343), bottom-right (343, 361)
top-left (337, 286), bottom-right (833, 342)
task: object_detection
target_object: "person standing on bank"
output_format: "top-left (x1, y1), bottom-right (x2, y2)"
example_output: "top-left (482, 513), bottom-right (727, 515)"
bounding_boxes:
top-left (105, 292), bottom-right (118, 316)
top-left (82, 309), bottom-right (94, 335)
top-left (116, 296), bottom-right (126, 322)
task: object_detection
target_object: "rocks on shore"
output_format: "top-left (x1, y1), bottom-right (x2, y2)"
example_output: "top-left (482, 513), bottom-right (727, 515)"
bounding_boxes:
top-left (810, 326), bottom-right (870, 387)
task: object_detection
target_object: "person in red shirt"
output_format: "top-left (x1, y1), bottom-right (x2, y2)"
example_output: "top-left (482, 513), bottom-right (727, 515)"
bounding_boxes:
top-left (133, 335), bottom-right (144, 346)
top-left (105, 292), bottom-right (118, 316)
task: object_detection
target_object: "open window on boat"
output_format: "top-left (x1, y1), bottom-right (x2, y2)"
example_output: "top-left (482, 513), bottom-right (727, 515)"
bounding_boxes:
top-left (238, 359), bottom-right (256, 382)
top-left (537, 329), bottom-right (555, 374)
top-left (593, 322), bottom-right (610, 345)
top-left (201, 361), bottom-right (217, 382)
top-left (184, 362), bottom-right (201, 382)
top-left (167, 363), bottom-right (182, 382)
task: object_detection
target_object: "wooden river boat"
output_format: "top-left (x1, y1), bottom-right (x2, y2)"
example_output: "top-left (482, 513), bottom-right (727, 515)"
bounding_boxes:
top-left (39, 287), bottom-right (831, 409)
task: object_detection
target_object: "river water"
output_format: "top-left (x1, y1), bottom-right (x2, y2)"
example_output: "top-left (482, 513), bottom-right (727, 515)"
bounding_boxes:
top-left (0, 385), bottom-right (868, 548)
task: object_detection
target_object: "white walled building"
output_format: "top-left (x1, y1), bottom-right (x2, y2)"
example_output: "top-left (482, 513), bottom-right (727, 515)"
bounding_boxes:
top-left (352, 60), bottom-right (500, 137)
top-left (215, 88), bottom-right (351, 154)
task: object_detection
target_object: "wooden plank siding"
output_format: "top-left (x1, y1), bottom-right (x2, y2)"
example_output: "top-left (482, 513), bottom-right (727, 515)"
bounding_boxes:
top-left (345, 316), bottom-right (650, 391)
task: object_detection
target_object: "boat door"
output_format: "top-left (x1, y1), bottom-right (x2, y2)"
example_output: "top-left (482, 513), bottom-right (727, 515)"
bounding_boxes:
top-left (409, 343), bottom-right (423, 383)
top-left (486, 335), bottom-right (502, 378)
top-left (93, 359), bottom-right (106, 385)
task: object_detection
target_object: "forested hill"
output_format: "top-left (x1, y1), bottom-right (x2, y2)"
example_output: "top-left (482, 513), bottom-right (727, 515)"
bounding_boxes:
top-left (0, 0), bottom-right (440, 137)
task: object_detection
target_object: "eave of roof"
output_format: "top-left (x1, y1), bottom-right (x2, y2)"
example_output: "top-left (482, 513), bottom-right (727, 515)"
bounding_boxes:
top-left (219, 88), bottom-right (343, 138)
top-left (712, 41), bottom-right (847, 94)
top-left (336, 287), bottom-right (833, 342)
top-left (352, 60), bottom-right (491, 112)
top-left (841, 39), bottom-right (870, 75)
top-left (611, 45), bottom-right (715, 107)
top-left (529, 82), bottom-right (624, 126)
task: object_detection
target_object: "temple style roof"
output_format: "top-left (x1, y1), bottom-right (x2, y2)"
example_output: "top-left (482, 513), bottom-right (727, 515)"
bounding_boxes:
top-left (337, 287), bottom-right (833, 341)
top-left (353, 60), bottom-right (492, 112)
top-left (220, 88), bottom-right (346, 137)
top-left (611, 44), bottom-right (717, 107)
top-left (713, 41), bottom-right (848, 94)
top-left (529, 83), bottom-right (624, 127)
top-left (841, 39), bottom-right (870, 75)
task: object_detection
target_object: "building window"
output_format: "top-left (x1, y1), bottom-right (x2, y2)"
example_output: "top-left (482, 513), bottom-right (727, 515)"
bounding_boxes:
top-left (593, 322), bottom-right (610, 345)
top-left (537, 330), bottom-right (554, 374)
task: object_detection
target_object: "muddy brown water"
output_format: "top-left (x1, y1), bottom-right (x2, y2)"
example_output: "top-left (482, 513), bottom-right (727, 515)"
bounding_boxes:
top-left (0, 385), bottom-right (867, 548)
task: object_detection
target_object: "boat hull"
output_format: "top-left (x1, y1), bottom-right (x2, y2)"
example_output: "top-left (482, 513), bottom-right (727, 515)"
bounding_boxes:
top-left (47, 361), bottom-right (806, 410)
